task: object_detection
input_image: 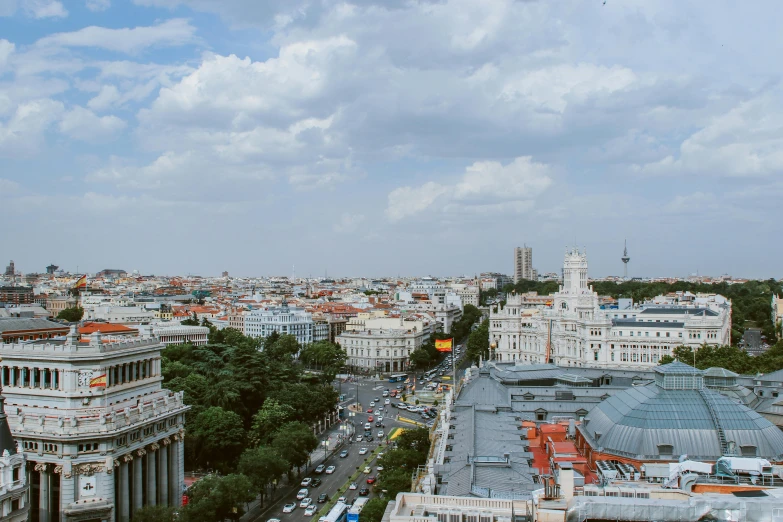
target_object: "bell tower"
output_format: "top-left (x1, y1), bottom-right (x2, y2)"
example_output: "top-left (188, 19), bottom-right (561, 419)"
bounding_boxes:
top-left (562, 247), bottom-right (589, 295)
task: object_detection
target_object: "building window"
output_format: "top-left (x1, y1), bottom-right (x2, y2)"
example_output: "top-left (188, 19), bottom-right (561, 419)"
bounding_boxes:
top-left (657, 444), bottom-right (673, 455)
top-left (78, 442), bottom-right (100, 453)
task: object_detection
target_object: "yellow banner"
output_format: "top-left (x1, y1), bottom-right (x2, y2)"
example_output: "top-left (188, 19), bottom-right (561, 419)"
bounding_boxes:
top-left (435, 338), bottom-right (453, 352)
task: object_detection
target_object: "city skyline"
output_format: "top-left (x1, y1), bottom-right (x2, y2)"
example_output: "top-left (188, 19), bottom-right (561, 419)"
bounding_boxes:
top-left (1, 1), bottom-right (782, 278)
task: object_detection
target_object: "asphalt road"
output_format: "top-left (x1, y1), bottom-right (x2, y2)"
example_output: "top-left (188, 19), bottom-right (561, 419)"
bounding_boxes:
top-left (248, 345), bottom-right (468, 522)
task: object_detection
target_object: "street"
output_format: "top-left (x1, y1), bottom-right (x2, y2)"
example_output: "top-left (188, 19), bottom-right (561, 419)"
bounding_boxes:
top-left (245, 344), bottom-right (469, 522)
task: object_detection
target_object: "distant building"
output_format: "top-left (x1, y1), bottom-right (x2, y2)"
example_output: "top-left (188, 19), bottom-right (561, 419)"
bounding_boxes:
top-left (514, 245), bottom-right (534, 283)
top-left (773, 294), bottom-right (783, 338)
top-left (0, 287), bottom-right (33, 306)
top-left (244, 298), bottom-right (314, 346)
top-left (336, 318), bottom-right (427, 373)
top-left (45, 296), bottom-right (78, 316)
top-left (45, 265), bottom-right (59, 275)
top-left (4, 261), bottom-right (14, 277)
top-left (96, 269), bottom-right (127, 278)
top-left (142, 325), bottom-right (210, 346)
top-left (0, 317), bottom-right (69, 343)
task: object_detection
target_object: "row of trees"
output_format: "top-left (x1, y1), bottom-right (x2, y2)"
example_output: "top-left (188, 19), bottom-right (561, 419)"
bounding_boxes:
top-left (359, 428), bottom-right (432, 522)
top-left (660, 340), bottom-right (783, 375)
top-left (503, 278), bottom-right (783, 345)
top-left (408, 305), bottom-right (482, 369)
top-left (156, 328), bottom-right (344, 518)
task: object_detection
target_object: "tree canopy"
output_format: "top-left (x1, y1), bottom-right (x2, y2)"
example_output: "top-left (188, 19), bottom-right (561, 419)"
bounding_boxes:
top-left (57, 306), bottom-right (84, 322)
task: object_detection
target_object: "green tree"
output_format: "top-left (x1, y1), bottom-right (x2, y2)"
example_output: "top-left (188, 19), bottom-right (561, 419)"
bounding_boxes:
top-left (375, 468), bottom-right (413, 499)
top-left (658, 355), bottom-right (675, 365)
top-left (238, 446), bottom-right (289, 505)
top-left (182, 473), bottom-right (255, 522)
top-left (132, 505), bottom-right (178, 522)
top-left (264, 334), bottom-right (301, 361)
top-left (249, 399), bottom-right (295, 446)
top-left (57, 306), bottom-right (84, 322)
top-left (188, 407), bottom-right (246, 472)
top-left (271, 421), bottom-right (318, 475)
top-left (299, 341), bottom-right (348, 382)
top-left (466, 319), bottom-right (489, 363)
top-left (408, 349), bottom-right (432, 370)
top-left (359, 498), bottom-right (390, 522)
top-left (182, 312), bottom-right (200, 326)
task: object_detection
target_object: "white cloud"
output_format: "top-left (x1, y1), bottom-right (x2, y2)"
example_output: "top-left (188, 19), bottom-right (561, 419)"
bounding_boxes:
top-left (636, 92), bottom-right (783, 177)
top-left (36, 18), bottom-right (197, 54)
top-left (23, 0), bottom-right (67, 18)
top-left (386, 157), bottom-right (552, 222)
top-left (58, 106), bottom-right (126, 142)
top-left (0, 39), bottom-right (14, 70)
top-left (0, 98), bottom-right (64, 156)
top-left (86, 0), bottom-right (110, 12)
top-left (333, 212), bottom-right (365, 234)
top-left (0, 177), bottom-right (20, 195)
top-left (87, 85), bottom-right (120, 111)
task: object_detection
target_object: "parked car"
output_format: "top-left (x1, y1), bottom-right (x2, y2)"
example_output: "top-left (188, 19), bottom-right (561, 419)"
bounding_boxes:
top-left (305, 505), bottom-right (317, 516)
top-left (301, 477), bottom-right (313, 486)
top-left (318, 493), bottom-right (329, 503)
top-left (315, 465), bottom-right (325, 474)
top-left (283, 503), bottom-right (296, 513)
top-left (325, 465), bottom-right (336, 474)
top-left (300, 498), bottom-right (312, 508)
top-left (339, 450), bottom-right (349, 458)
top-left (297, 489), bottom-right (309, 500)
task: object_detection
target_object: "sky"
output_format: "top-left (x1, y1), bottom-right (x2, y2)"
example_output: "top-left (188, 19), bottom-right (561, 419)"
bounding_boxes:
top-left (1, 0), bottom-right (782, 279)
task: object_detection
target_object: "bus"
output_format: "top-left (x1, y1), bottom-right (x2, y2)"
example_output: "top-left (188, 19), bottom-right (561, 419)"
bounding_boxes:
top-left (320, 502), bottom-right (349, 522)
top-left (389, 373), bottom-right (408, 383)
top-left (425, 369), bottom-right (438, 379)
top-left (347, 497), bottom-right (370, 522)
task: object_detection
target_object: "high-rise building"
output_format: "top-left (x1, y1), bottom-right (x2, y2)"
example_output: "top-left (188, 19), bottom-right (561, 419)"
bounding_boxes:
top-left (513, 246), bottom-right (533, 283)
top-left (4, 261), bottom-right (14, 277)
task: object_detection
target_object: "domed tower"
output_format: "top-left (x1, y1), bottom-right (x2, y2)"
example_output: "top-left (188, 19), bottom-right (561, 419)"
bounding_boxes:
top-left (562, 247), bottom-right (589, 295)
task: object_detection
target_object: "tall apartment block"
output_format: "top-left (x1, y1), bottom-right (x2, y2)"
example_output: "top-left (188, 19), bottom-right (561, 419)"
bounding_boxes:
top-left (513, 246), bottom-right (534, 283)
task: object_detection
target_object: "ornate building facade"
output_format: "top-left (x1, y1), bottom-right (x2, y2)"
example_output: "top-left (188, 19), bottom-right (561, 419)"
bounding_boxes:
top-left (0, 327), bottom-right (189, 521)
top-left (489, 248), bottom-right (732, 368)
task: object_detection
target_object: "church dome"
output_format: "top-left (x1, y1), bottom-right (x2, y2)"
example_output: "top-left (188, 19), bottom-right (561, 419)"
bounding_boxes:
top-left (580, 362), bottom-right (783, 461)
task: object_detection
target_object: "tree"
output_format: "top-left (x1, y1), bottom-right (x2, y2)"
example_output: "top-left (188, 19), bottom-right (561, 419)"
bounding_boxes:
top-left (359, 498), bottom-right (390, 522)
top-left (188, 407), bottom-right (246, 472)
top-left (271, 421), bottom-right (318, 474)
top-left (182, 312), bottom-right (200, 326)
top-left (396, 427), bottom-right (430, 455)
top-left (299, 341), bottom-right (348, 382)
top-left (238, 446), bottom-right (289, 505)
top-left (57, 306), bottom-right (84, 322)
top-left (249, 399), bottom-right (295, 446)
top-left (658, 355), bottom-right (675, 365)
top-left (182, 473), bottom-right (255, 522)
top-left (132, 505), bottom-right (178, 522)
top-left (466, 319), bottom-right (489, 363)
top-left (408, 349), bottom-right (432, 370)
top-left (264, 334), bottom-right (301, 361)
top-left (375, 468), bottom-right (413, 499)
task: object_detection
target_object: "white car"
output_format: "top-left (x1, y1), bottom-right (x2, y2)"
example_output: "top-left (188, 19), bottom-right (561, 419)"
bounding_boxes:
top-left (355, 435), bottom-right (363, 442)
top-left (283, 503), bottom-right (296, 513)
top-left (377, 465), bottom-right (384, 471)
top-left (349, 482), bottom-right (358, 490)
top-left (384, 399), bottom-right (391, 405)
top-left (338, 496), bottom-right (347, 503)
top-left (300, 498), bottom-right (313, 508)
top-left (325, 465), bottom-right (336, 474)
top-left (377, 416), bottom-right (384, 422)
top-left (359, 447), bottom-right (368, 455)
top-left (297, 489), bottom-right (309, 500)
top-left (363, 466), bottom-right (371, 474)
top-left (301, 477), bottom-right (312, 486)
top-left (369, 401), bottom-right (375, 407)
top-left (305, 505), bottom-right (318, 516)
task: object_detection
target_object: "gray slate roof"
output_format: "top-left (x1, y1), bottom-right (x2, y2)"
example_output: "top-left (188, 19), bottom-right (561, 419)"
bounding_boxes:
top-left (611, 319), bottom-right (685, 328)
top-left (639, 307), bottom-right (718, 316)
top-left (0, 317), bottom-right (67, 333)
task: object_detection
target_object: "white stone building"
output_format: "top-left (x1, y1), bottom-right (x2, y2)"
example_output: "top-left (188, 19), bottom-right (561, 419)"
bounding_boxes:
top-left (0, 394), bottom-right (28, 521)
top-left (452, 285), bottom-right (479, 308)
top-left (489, 248), bottom-right (732, 368)
top-left (0, 327), bottom-right (189, 521)
top-left (86, 306), bottom-right (157, 325)
top-left (244, 298), bottom-right (314, 345)
top-left (337, 318), bottom-right (428, 373)
top-left (139, 325), bottom-right (210, 346)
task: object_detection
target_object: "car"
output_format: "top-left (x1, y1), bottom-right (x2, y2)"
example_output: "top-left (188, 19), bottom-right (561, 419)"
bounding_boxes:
top-left (375, 397), bottom-right (380, 402)
top-left (359, 447), bottom-right (368, 455)
top-left (367, 408), bottom-right (373, 414)
top-left (364, 423), bottom-right (372, 430)
top-left (366, 476), bottom-right (376, 484)
top-left (283, 503), bottom-right (296, 513)
top-left (366, 435), bottom-right (374, 442)
top-left (338, 496), bottom-right (347, 503)
top-left (349, 482), bottom-right (358, 490)
top-left (369, 401), bottom-right (375, 407)
top-left (305, 505), bottom-right (318, 516)
top-left (363, 466), bottom-right (371, 474)
top-left (355, 435), bottom-right (363, 442)
top-left (384, 398), bottom-right (391, 404)
top-left (396, 385), bottom-right (403, 390)
top-left (377, 416), bottom-right (384, 422)
top-left (368, 415), bottom-right (374, 422)
top-left (269, 519), bottom-right (281, 522)
top-left (301, 477), bottom-right (313, 486)
top-left (377, 430), bottom-right (384, 438)
top-left (297, 489), bottom-right (309, 500)
top-left (311, 478), bottom-right (322, 487)
top-left (377, 465), bottom-right (384, 471)
top-left (318, 493), bottom-right (329, 503)
top-left (359, 487), bottom-right (370, 496)
top-left (300, 498), bottom-right (312, 508)
top-left (382, 391), bottom-right (389, 397)
top-left (325, 465), bottom-right (336, 474)
top-left (315, 464), bottom-right (325, 474)
top-left (375, 421), bottom-right (382, 427)
top-left (377, 452), bottom-right (384, 459)
top-left (339, 450), bottom-right (349, 458)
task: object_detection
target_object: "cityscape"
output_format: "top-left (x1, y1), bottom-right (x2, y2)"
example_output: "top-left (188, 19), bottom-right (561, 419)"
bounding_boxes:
top-left (2, 1), bottom-right (783, 522)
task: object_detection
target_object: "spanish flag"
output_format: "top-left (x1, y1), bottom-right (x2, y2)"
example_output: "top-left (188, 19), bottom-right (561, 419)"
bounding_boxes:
top-left (74, 275), bottom-right (88, 289)
top-left (89, 374), bottom-right (107, 388)
top-left (435, 338), bottom-right (453, 352)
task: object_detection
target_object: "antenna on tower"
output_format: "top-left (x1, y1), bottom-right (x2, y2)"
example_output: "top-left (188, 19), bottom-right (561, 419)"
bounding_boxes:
top-left (621, 239), bottom-right (630, 279)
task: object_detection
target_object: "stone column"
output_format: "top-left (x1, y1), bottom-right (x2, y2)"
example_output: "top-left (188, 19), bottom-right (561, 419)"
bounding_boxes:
top-left (119, 455), bottom-right (132, 522)
top-left (160, 438), bottom-right (170, 506)
top-left (133, 449), bottom-right (145, 512)
top-left (35, 463), bottom-right (50, 522)
top-left (169, 437), bottom-right (179, 505)
top-left (147, 444), bottom-right (158, 506)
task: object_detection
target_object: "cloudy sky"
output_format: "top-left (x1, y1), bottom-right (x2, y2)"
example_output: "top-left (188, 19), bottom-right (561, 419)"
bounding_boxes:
top-left (1, 0), bottom-right (781, 279)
